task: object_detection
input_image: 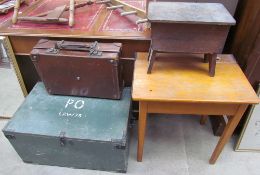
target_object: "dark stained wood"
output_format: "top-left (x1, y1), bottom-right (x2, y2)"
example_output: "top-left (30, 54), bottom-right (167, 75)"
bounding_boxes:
top-left (121, 57), bottom-right (136, 88)
top-left (200, 115), bottom-right (208, 125)
top-left (147, 2), bottom-right (235, 76)
top-left (209, 53), bottom-right (217, 77)
top-left (8, 36), bottom-right (149, 56)
top-left (204, 53), bottom-right (211, 63)
top-left (148, 2), bottom-right (236, 25)
top-left (210, 115), bottom-right (227, 136)
top-left (198, 0), bottom-right (238, 16)
top-left (245, 32), bottom-right (260, 88)
top-left (30, 40), bottom-right (124, 99)
top-left (16, 55), bottom-right (40, 92)
top-left (147, 49), bottom-right (156, 73)
top-left (146, 0), bottom-right (239, 16)
top-left (151, 23), bottom-right (231, 53)
top-left (0, 0), bottom-right (25, 14)
top-left (1, 0), bottom-right (239, 90)
top-left (230, 0), bottom-right (260, 71)
top-left (0, 1), bottom-right (150, 39)
top-left (0, 0), bottom-right (150, 89)
top-left (213, 0), bottom-right (260, 136)
top-left (109, 0), bottom-right (146, 19)
top-left (8, 36), bottom-right (150, 88)
top-left (232, 2), bottom-right (260, 88)
top-left (228, 0), bottom-right (260, 135)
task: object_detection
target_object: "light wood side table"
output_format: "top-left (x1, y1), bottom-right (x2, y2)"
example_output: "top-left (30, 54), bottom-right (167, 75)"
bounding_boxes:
top-left (132, 53), bottom-right (259, 164)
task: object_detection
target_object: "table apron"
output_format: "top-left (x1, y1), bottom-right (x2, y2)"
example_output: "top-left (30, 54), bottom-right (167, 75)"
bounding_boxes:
top-left (146, 101), bottom-right (240, 116)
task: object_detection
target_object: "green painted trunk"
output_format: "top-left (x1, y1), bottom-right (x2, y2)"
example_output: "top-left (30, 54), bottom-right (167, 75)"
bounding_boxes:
top-left (2, 82), bottom-right (131, 173)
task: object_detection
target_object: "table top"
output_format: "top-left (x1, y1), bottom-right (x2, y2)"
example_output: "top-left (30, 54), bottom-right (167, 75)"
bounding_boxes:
top-left (132, 53), bottom-right (259, 104)
top-left (0, 0), bottom-right (149, 40)
top-left (148, 2), bottom-right (236, 25)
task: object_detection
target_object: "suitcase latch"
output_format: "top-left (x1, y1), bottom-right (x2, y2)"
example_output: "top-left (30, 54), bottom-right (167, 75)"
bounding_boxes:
top-left (89, 41), bottom-right (102, 56)
top-left (46, 48), bottom-right (59, 54)
top-left (59, 131), bottom-right (66, 147)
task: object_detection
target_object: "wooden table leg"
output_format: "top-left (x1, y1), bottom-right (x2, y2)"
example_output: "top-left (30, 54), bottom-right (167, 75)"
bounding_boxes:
top-left (209, 104), bottom-right (248, 164)
top-left (69, 0), bottom-right (75, 27)
top-left (209, 53), bottom-right (217, 77)
top-left (147, 45), bottom-right (152, 61)
top-left (204, 53), bottom-right (210, 63)
top-left (147, 49), bottom-right (156, 74)
top-left (200, 115), bottom-right (208, 125)
top-left (12, 0), bottom-right (21, 24)
top-left (137, 101), bottom-right (148, 162)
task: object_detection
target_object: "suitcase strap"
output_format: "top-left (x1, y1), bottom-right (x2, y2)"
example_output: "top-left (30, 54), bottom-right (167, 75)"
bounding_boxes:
top-left (34, 40), bottom-right (121, 56)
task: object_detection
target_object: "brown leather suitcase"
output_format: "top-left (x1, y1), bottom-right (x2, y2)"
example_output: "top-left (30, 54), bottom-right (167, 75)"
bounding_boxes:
top-left (30, 39), bottom-right (124, 99)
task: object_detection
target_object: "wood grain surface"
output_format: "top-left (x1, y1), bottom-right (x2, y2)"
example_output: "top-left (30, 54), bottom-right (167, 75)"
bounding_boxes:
top-left (148, 2), bottom-right (236, 25)
top-left (132, 53), bottom-right (259, 104)
top-left (0, 0), bottom-right (149, 39)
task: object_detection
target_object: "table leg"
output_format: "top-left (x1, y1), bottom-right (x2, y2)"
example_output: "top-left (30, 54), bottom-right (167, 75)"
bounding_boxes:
top-left (137, 101), bottom-right (148, 162)
top-left (209, 53), bottom-right (217, 77)
top-left (147, 45), bottom-right (152, 61)
top-left (12, 0), bottom-right (21, 24)
top-left (147, 49), bottom-right (156, 74)
top-left (209, 104), bottom-right (248, 164)
top-left (204, 53), bottom-right (210, 63)
top-left (200, 115), bottom-right (208, 125)
top-left (69, 0), bottom-right (75, 27)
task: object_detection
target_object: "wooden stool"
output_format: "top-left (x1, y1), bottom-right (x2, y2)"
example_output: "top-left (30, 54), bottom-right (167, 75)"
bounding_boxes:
top-left (147, 2), bottom-right (236, 77)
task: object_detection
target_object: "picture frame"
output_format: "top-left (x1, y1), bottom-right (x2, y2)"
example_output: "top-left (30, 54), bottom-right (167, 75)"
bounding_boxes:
top-left (235, 82), bottom-right (260, 152)
top-left (0, 36), bottom-right (27, 118)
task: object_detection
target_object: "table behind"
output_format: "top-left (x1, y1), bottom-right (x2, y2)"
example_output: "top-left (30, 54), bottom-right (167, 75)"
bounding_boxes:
top-left (0, 0), bottom-right (150, 91)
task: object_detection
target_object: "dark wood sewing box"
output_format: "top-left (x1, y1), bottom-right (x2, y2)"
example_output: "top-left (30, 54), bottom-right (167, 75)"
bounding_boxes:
top-left (147, 2), bottom-right (236, 77)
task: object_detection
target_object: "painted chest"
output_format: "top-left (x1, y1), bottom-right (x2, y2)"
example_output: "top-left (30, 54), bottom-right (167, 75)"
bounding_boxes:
top-left (3, 82), bottom-right (131, 173)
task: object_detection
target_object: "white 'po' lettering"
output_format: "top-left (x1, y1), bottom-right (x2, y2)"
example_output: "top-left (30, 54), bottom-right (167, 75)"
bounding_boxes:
top-left (74, 100), bottom-right (84, 109)
top-left (65, 99), bottom-right (74, 108)
top-left (64, 99), bottom-right (85, 109)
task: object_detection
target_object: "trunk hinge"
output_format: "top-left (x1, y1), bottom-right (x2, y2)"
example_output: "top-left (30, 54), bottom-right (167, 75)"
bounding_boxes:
top-left (5, 134), bottom-right (15, 139)
top-left (59, 131), bottom-right (66, 147)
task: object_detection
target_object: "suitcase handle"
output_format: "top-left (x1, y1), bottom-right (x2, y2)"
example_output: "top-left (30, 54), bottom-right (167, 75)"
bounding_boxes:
top-left (55, 40), bottom-right (102, 56)
top-left (34, 40), bottom-right (121, 56)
